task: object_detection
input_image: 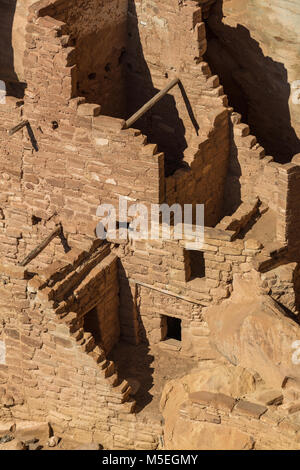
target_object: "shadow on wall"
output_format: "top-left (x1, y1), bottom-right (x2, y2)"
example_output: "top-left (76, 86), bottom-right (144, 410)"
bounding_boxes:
top-left (109, 262), bottom-right (155, 413)
top-left (125, 0), bottom-right (188, 176)
top-left (222, 119), bottom-right (241, 216)
top-left (0, 0), bottom-right (17, 82)
top-left (205, 0), bottom-right (300, 163)
top-left (294, 265), bottom-right (300, 317)
top-left (109, 341), bottom-right (155, 413)
top-left (0, 0), bottom-right (26, 98)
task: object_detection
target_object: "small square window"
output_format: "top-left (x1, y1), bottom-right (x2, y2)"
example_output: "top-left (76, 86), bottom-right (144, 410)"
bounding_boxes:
top-left (161, 315), bottom-right (181, 341)
top-left (185, 249), bottom-right (205, 280)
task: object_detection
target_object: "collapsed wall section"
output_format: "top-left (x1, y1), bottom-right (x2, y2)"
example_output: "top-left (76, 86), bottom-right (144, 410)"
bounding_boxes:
top-left (224, 113), bottom-right (300, 254)
top-left (127, 0), bottom-right (231, 225)
top-left (0, 3), bottom-right (164, 267)
top-left (43, 0), bottom-right (129, 117)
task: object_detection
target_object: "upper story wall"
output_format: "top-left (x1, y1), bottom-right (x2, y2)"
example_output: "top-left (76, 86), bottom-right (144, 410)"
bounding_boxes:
top-left (48, 0), bottom-right (128, 117)
top-left (126, 0), bottom-right (212, 173)
top-left (0, 0), bottom-right (298, 267)
top-left (0, 3), bottom-right (163, 267)
top-left (126, 0), bottom-right (230, 225)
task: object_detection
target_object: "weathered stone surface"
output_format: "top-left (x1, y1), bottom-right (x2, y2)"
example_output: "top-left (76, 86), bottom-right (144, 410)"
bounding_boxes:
top-left (0, 439), bottom-right (26, 451)
top-left (207, 276), bottom-right (300, 388)
top-left (48, 436), bottom-right (59, 448)
top-left (233, 400), bottom-right (267, 419)
top-left (189, 391), bottom-right (236, 412)
top-left (256, 389), bottom-right (283, 406)
top-left (0, 0), bottom-right (300, 452)
top-left (0, 422), bottom-right (15, 437)
top-left (165, 419), bottom-right (254, 450)
top-left (206, 0), bottom-right (300, 163)
top-left (75, 443), bottom-right (102, 450)
top-left (15, 421), bottom-right (50, 443)
top-left (189, 391), bottom-right (216, 407)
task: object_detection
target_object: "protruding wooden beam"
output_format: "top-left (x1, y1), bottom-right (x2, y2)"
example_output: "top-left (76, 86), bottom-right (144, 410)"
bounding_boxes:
top-left (124, 77), bottom-right (180, 129)
top-left (19, 224), bottom-right (62, 267)
top-left (8, 120), bottom-right (29, 136)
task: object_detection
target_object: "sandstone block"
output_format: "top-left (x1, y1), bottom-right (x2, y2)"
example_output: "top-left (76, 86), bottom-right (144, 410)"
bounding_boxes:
top-left (233, 400), bottom-right (267, 419)
top-left (244, 239), bottom-right (263, 250)
top-left (189, 391), bottom-right (216, 407)
top-left (256, 389), bottom-right (283, 406)
top-left (77, 103), bottom-right (101, 117)
top-left (15, 421), bottom-right (50, 442)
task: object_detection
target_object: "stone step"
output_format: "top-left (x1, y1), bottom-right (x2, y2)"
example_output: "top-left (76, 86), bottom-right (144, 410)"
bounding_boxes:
top-left (103, 361), bottom-right (115, 378)
top-left (159, 338), bottom-right (181, 352)
top-left (106, 372), bottom-right (120, 387)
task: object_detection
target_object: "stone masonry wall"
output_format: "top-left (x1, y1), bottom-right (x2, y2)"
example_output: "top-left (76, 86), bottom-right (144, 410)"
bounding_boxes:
top-left (48, 0), bottom-right (128, 117)
top-left (0, 4), bottom-right (165, 268)
top-left (0, 240), bottom-right (161, 449)
top-left (224, 112), bottom-right (300, 247)
top-left (117, 225), bottom-right (264, 354)
top-left (165, 390), bottom-right (300, 450)
top-left (127, 0), bottom-right (231, 225)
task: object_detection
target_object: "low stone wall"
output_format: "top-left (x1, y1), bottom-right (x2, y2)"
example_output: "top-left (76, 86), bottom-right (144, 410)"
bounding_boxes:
top-left (167, 390), bottom-right (300, 450)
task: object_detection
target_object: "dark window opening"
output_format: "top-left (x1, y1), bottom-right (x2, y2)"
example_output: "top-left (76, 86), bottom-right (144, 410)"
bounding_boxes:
top-left (186, 249), bottom-right (206, 280)
top-left (32, 215), bottom-right (42, 226)
top-left (88, 73), bottom-right (96, 80)
top-left (162, 315), bottom-right (182, 341)
top-left (84, 306), bottom-right (102, 343)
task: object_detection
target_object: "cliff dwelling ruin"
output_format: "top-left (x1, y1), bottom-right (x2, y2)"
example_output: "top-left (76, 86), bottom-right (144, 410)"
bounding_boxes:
top-left (0, 0), bottom-right (300, 451)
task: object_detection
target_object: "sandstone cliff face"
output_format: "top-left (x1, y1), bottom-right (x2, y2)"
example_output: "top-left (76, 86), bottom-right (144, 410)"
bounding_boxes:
top-left (160, 364), bottom-right (259, 450)
top-left (0, 0), bottom-right (36, 83)
top-left (206, 0), bottom-right (300, 162)
top-left (206, 275), bottom-right (300, 388)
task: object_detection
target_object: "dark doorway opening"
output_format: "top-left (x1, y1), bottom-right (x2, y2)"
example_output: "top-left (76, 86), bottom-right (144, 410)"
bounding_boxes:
top-left (187, 250), bottom-right (206, 280)
top-left (84, 306), bottom-right (101, 343)
top-left (163, 316), bottom-right (182, 341)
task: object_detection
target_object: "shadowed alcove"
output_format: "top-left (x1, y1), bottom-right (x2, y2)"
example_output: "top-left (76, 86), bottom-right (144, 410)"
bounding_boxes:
top-left (204, 0), bottom-right (300, 163)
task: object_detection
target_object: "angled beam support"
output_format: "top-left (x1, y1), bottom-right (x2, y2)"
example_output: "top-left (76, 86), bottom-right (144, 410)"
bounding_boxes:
top-left (19, 224), bottom-right (62, 267)
top-left (8, 120), bottom-right (29, 136)
top-left (124, 77), bottom-right (180, 129)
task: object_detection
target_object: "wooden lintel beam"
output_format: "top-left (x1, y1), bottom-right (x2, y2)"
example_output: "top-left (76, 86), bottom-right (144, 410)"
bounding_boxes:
top-left (124, 77), bottom-right (180, 129)
top-left (8, 120), bottom-right (29, 136)
top-left (19, 224), bottom-right (62, 267)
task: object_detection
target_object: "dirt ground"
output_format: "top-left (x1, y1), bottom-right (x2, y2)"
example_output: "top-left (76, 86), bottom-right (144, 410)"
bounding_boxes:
top-left (109, 341), bottom-right (199, 420)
